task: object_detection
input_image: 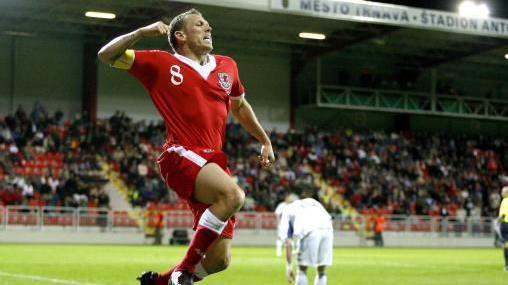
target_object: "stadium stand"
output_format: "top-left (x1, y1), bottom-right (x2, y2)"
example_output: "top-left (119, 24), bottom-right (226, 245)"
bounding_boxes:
top-left (2, 103), bottom-right (505, 224)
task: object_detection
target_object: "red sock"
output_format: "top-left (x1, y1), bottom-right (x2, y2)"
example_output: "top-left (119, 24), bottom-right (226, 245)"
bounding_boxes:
top-left (178, 225), bottom-right (220, 272)
top-left (176, 208), bottom-right (226, 274)
top-left (155, 267), bottom-right (175, 285)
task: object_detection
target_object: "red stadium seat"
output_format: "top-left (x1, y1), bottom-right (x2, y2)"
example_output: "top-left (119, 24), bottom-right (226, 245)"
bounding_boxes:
top-left (55, 152), bottom-right (63, 162)
top-left (46, 152), bottom-right (54, 161)
top-left (25, 167), bottom-right (34, 175)
top-left (235, 213), bottom-right (258, 229)
top-left (260, 213), bottom-right (277, 229)
top-left (57, 216), bottom-right (73, 226)
top-left (44, 216), bottom-right (58, 225)
top-left (34, 167), bottom-right (43, 176)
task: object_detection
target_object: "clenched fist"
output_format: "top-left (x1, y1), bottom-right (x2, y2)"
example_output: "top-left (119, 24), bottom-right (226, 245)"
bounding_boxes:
top-left (137, 21), bottom-right (170, 38)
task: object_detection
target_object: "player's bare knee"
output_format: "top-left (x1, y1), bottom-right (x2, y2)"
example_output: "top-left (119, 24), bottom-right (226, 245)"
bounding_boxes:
top-left (224, 185), bottom-right (245, 212)
top-left (234, 187), bottom-right (245, 211)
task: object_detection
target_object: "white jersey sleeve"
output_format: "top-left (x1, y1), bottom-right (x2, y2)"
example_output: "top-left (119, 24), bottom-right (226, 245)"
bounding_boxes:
top-left (278, 203), bottom-right (296, 241)
top-left (275, 202), bottom-right (287, 217)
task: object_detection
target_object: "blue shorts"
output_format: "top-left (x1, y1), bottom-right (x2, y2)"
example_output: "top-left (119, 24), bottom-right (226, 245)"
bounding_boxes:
top-left (500, 222), bottom-right (508, 241)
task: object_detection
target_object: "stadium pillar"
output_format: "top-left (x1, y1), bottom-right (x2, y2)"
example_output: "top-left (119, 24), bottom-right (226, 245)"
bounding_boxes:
top-left (82, 41), bottom-right (99, 122)
top-left (289, 59), bottom-right (297, 129)
top-left (8, 36), bottom-right (17, 114)
top-left (430, 69), bottom-right (437, 112)
top-left (290, 54), bottom-right (306, 129)
top-left (430, 69), bottom-right (437, 95)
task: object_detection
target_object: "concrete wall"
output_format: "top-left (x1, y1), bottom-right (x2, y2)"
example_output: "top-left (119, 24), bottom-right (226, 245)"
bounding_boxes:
top-left (0, 35), bottom-right (83, 116)
top-left (234, 54), bottom-right (290, 131)
top-left (0, 37), bottom-right (12, 115)
top-left (97, 63), bottom-right (156, 121)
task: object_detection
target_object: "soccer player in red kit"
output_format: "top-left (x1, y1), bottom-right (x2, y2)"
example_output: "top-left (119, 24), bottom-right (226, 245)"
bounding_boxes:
top-left (97, 9), bottom-right (274, 285)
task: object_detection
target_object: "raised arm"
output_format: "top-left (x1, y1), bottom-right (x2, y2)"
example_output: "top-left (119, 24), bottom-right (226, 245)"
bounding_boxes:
top-left (230, 97), bottom-right (275, 168)
top-left (97, 21), bottom-right (169, 66)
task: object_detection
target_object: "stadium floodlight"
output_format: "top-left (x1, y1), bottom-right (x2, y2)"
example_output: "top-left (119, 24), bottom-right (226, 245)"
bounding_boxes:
top-left (505, 54), bottom-right (508, 60)
top-left (299, 32), bottom-right (326, 40)
top-left (85, 11), bottom-right (116, 19)
top-left (1, 31), bottom-right (33, 37)
top-left (458, 1), bottom-right (490, 18)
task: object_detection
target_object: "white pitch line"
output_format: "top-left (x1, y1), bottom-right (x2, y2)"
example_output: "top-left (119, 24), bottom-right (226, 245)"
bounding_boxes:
top-left (0, 271), bottom-right (104, 285)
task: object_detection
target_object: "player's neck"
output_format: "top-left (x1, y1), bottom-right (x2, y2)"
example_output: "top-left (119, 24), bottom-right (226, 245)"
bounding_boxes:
top-left (178, 48), bottom-right (209, 66)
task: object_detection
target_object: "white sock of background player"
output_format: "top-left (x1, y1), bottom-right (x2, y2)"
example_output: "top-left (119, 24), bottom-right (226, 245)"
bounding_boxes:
top-left (295, 269), bottom-right (308, 285)
top-left (314, 273), bottom-right (327, 285)
top-left (276, 238), bottom-right (283, 256)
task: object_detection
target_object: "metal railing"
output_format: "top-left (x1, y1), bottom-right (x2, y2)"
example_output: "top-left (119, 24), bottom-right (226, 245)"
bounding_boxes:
top-left (317, 85), bottom-right (508, 121)
top-left (1, 206), bottom-right (137, 232)
top-left (333, 214), bottom-right (496, 237)
top-left (0, 206), bottom-right (497, 237)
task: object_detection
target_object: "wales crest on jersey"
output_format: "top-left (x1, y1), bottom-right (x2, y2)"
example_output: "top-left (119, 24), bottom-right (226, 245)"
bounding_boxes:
top-left (218, 73), bottom-right (231, 92)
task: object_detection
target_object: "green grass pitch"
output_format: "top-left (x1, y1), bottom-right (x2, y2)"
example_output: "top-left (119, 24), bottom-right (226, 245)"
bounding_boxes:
top-left (0, 244), bottom-right (506, 285)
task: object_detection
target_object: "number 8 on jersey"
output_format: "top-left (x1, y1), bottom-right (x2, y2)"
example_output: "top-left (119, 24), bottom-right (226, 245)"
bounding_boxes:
top-left (170, 65), bottom-right (184, 86)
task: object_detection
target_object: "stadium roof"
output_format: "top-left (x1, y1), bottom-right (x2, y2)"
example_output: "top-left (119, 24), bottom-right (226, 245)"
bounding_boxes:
top-left (0, 0), bottom-right (507, 72)
top-left (377, 0), bottom-right (508, 19)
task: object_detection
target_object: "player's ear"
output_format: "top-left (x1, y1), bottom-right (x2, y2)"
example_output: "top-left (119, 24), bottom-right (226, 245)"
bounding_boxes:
top-left (175, 30), bottom-right (186, 43)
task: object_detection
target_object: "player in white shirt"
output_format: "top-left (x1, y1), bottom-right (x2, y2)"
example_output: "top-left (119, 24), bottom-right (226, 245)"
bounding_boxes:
top-left (275, 193), bottom-right (299, 256)
top-left (279, 189), bottom-right (334, 285)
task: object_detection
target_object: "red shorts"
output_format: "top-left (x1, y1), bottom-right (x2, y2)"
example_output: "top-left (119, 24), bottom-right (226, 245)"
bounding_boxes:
top-left (157, 144), bottom-right (235, 239)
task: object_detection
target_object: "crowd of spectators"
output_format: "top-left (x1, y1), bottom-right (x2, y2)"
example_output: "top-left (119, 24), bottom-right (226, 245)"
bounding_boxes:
top-left (1, 104), bottom-right (507, 219)
top-left (270, 128), bottom-right (506, 218)
top-left (225, 126), bottom-right (507, 218)
top-left (103, 111), bottom-right (168, 207)
top-left (0, 103), bottom-right (108, 208)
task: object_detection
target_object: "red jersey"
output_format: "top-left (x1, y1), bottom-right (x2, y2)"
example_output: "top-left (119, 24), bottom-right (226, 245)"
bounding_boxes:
top-left (128, 50), bottom-right (245, 150)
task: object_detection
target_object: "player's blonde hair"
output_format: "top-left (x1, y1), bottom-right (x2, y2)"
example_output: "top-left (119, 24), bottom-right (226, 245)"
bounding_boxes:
top-left (168, 8), bottom-right (202, 53)
top-left (285, 193), bottom-right (299, 203)
top-left (502, 186), bottom-right (508, 198)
